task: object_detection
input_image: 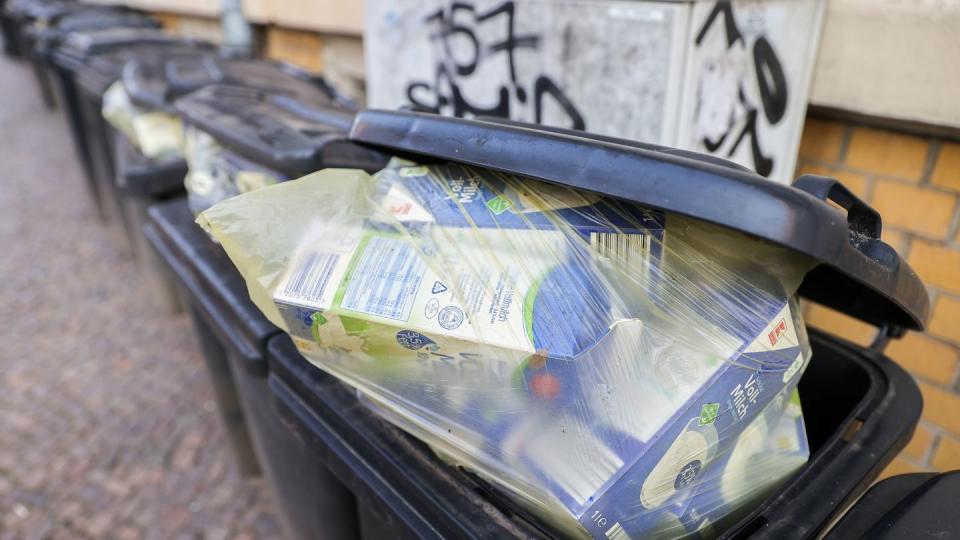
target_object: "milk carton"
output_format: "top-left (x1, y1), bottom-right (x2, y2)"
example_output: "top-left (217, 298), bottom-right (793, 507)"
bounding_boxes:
top-left (597, 386), bottom-right (809, 540)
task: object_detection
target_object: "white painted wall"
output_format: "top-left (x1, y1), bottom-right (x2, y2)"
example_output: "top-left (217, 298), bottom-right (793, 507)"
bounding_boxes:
top-left (808, 0), bottom-right (960, 127)
top-left (363, 0), bottom-right (825, 182)
top-left (96, 0), bottom-right (960, 128)
top-left (83, 0), bottom-right (221, 18)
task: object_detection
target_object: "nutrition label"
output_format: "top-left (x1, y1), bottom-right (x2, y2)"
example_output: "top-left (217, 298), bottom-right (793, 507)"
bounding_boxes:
top-left (341, 236), bottom-right (427, 321)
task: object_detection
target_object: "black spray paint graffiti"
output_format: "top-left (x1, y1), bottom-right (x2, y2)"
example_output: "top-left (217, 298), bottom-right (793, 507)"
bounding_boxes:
top-left (694, 0), bottom-right (788, 177)
top-left (406, 1), bottom-right (586, 130)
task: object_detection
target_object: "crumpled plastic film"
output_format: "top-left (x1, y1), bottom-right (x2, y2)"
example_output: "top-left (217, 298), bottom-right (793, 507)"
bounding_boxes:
top-left (101, 81), bottom-right (184, 160)
top-left (182, 124), bottom-right (282, 217)
top-left (198, 162), bottom-right (817, 540)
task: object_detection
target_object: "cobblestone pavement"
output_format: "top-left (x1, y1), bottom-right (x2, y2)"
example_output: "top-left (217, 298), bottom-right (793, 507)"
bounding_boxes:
top-left (0, 54), bottom-right (282, 538)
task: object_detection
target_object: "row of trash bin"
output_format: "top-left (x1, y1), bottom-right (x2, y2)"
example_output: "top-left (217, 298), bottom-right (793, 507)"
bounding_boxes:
top-left (2, 2), bottom-right (957, 539)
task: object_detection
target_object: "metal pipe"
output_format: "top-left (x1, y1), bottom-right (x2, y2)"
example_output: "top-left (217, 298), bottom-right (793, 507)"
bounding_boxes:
top-left (220, 0), bottom-right (252, 55)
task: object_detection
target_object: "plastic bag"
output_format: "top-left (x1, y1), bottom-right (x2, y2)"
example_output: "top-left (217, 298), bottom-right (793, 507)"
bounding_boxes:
top-left (101, 81), bottom-right (184, 160)
top-left (199, 162), bottom-right (816, 539)
top-left (182, 124), bottom-right (281, 217)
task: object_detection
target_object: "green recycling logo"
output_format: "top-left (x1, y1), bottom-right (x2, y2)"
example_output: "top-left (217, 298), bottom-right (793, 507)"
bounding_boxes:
top-left (699, 403), bottom-right (720, 426)
top-left (485, 195), bottom-right (513, 215)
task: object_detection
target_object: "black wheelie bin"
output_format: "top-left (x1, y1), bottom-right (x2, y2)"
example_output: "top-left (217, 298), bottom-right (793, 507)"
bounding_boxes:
top-left (144, 200), bottom-right (363, 540)
top-left (172, 81), bottom-right (379, 217)
top-left (0, 0), bottom-right (27, 57)
top-left (0, 0), bottom-right (71, 58)
top-left (26, 3), bottom-right (158, 109)
top-left (3, 0), bottom-right (84, 103)
top-left (143, 83), bottom-right (388, 540)
top-left (247, 110), bottom-right (931, 540)
top-left (113, 52), bottom-right (359, 312)
top-left (48, 27), bottom-right (197, 224)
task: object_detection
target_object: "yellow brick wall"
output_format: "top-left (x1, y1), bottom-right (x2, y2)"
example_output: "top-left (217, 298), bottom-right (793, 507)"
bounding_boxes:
top-left (151, 14), bottom-right (326, 72)
top-left (796, 118), bottom-right (960, 477)
top-left (150, 12), bottom-right (224, 44)
top-left (262, 26), bottom-right (325, 74)
top-left (259, 27), bottom-right (366, 103)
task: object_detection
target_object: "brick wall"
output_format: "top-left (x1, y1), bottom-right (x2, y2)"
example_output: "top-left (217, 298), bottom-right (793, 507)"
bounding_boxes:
top-left (151, 12), bottom-right (224, 44)
top-left (262, 27), bottom-right (325, 73)
top-left (796, 118), bottom-right (960, 476)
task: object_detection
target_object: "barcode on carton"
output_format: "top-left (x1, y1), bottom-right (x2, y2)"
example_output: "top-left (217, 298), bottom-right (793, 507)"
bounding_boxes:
top-left (605, 522), bottom-right (631, 540)
top-left (590, 232), bottom-right (650, 266)
top-left (282, 251), bottom-right (341, 306)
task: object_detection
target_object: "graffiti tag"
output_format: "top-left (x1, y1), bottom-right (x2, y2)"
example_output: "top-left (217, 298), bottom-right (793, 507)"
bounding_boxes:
top-left (693, 0), bottom-right (788, 177)
top-left (405, 1), bottom-right (586, 130)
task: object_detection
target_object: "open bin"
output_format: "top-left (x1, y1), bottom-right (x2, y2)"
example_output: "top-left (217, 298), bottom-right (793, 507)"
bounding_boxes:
top-left (26, 4), bottom-right (158, 109)
top-left (113, 135), bottom-right (189, 312)
top-left (48, 27), bottom-right (196, 224)
top-left (114, 51), bottom-right (360, 311)
top-left (143, 81), bottom-right (388, 539)
top-left (144, 199), bottom-right (367, 540)
top-left (215, 110), bottom-right (929, 539)
top-left (143, 200), bottom-right (265, 477)
top-left (172, 80), bottom-right (383, 217)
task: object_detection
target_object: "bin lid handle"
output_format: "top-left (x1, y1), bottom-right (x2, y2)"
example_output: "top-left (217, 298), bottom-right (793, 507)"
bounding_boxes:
top-left (793, 175), bottom-right (882, 240)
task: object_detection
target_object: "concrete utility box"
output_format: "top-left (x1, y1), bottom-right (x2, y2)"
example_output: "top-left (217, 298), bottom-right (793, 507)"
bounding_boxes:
top-left (364, 0), bottom-right (825, 183)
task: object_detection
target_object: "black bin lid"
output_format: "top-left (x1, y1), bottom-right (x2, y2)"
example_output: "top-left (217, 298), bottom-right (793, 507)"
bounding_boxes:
top-left (13, 1), bottom-right (79, 23)
top-left (123, 53), bottom-right (336, 112)
top-left (29, 6), bottom-right (159, 55)
top-left (174, 84), bottom-right (389, 178)
top-left (45, 7), bottom-right (157, 33)
top-left (4, 0), bottom-right (74, 20)
top-left (349, 110), bottom-right (929, 333)
top-left (53, 28), bottom-right (209, 96)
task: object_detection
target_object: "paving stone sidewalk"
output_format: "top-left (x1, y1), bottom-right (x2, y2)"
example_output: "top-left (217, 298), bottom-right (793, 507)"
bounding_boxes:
top-left (0, 54), bottom-right (282, 539)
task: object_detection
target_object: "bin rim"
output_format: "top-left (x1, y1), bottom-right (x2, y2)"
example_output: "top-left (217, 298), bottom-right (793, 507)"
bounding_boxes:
top-left (114, 132), bottom-right (186, 197)
top-left (44, 6), bottom-right (158, 29)
top-left (824, 470), bottom-right (960, 539)
top-left (348, 110), bottom-right (929, 333)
